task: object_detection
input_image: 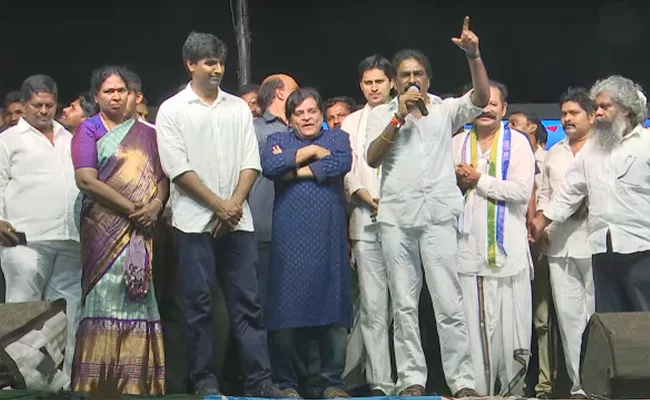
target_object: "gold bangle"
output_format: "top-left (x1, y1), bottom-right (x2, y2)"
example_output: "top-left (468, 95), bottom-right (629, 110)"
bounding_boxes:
top-left (380, 134), bottom-right (394, 144)
top-left (152, 198), bottom-right (164, 210)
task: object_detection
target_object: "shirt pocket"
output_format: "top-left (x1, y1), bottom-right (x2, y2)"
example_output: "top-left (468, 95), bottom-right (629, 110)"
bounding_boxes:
top-left (617, 153), bottom-right (650, 191)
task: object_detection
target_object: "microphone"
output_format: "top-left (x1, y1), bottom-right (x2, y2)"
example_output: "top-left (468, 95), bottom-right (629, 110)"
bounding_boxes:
top-left (408, 84), bottom-right (428, 116)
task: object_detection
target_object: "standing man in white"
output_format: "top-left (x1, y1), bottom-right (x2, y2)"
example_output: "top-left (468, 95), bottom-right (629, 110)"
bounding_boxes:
top-left (0, 75), bottom-right (81, 387)
top-left (452, 81), bottom-right (536, 397)
top-left (536, 87), bottom-right (595, 399)
top-left (342, 54), bottom-right (394, 396)
top-left (364, 17), bottom-right (489, 397)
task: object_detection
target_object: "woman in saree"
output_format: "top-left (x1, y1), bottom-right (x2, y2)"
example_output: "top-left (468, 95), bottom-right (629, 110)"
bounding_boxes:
top-left (70, 65), bottom-right (168, 395)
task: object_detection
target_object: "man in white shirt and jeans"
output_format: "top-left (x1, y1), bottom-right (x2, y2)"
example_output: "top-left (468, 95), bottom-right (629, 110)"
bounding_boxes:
top-left (364, 17), bottom-right (489, 398)
top-left (0, 74), bottom-right (82, 385)
top-left (536, 87), bottom-right (595, 399)
top-left (533, 75), bottom-right (650, 314)
top-left (156, 32), bottom-right (282, 398)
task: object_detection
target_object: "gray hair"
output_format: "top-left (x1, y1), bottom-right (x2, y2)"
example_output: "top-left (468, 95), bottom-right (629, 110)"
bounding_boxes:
top-left (590, 75), bottom-right (647, 126)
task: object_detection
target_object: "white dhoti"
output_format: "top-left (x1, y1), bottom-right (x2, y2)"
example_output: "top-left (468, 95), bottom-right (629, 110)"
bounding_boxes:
top-left (350, 239), bottom-right (393, 395)
top-left (1, 240), bottom-right (82, 386)
top-left (548, 256), bottom-right (594, 396)
top-left (380, 221), bottom-right (474, 394)
top-left (459, 268), bottom-right (532, 396)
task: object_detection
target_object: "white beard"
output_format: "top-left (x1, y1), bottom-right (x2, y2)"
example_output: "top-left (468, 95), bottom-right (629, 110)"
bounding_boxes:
top-left (593, 114), bottom-right (626, 150)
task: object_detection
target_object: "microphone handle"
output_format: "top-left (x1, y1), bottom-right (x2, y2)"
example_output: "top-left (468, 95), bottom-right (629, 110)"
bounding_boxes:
top-left (416, 99), bottom-right (428, 116)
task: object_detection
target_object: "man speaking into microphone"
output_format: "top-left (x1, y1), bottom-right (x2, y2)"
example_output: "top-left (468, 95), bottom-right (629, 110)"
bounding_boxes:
top-left (364, 16), bottom-right (490, 397)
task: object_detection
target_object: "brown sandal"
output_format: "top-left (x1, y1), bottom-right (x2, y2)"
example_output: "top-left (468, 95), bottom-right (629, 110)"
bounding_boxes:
top-left (399, 384), bottom-right (425, 396)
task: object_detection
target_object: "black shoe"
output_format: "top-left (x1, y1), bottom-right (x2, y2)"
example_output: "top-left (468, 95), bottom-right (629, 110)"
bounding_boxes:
top-left (245, 383), bottom-right (285, 398)
top-left (369, 389), bottom-right (387, 396)
top-left (195, 385), bottom-right (220, 396)
top-left (569, 394), bottom-right (588, 399)
top-left (537, 392), bottom-right (553, 399)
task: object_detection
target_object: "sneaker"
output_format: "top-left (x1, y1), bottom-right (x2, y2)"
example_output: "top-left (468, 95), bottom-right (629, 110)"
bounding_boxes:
top-left (245, 383), bottom-right (285, 398)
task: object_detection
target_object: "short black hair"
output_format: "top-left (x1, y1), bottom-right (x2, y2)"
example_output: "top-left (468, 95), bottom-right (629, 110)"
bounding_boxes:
top-left (20, 75), bottom-right (58, 103)
top-left (258, 78), bottom-right (284, 112)
top-left (78, 92), bottom-right (98, 118)
top-left (510, 111), bottom-right (548, 145)
top-left (3, 91), bottom-right (22, 108)
top-left (325, 96), bottom-right (356, 112)
top-left (182, 32), bottom-right (228, 67)
top-left (392, 49), bottom-right (432, 78)
top-left (238, 83), bottom-right (259, 97)
top-left (90, 65), bottom-right (128, 97)
top-left (122, 67), bottom-right (143, 93)
top-left (560, 87), bottom-right (595, 115)
top-left (358, 54), bottom-right (394, 81)
top-left (489, 80), bottom-right (508, 103)
top-left (286, 88), bottom-right (324, 121)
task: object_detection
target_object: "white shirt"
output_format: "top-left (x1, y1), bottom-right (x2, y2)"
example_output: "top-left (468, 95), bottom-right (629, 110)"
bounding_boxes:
top-left (364, 91), bottom-right (484, 227)
top-left (0, 118), bottom-right (79, 242)
top-left (545, 124), bottom-right (650, 255)
top-left (155, 84), bottom-right (261, 233)
top-left (343, 105), bottom-right (381, 241)
top-left (452, 126), bottom-right (535, 277)
top-left (536, 137), bottom-right (590, 258)
top-left (534, 146), bottom-right (547, 196)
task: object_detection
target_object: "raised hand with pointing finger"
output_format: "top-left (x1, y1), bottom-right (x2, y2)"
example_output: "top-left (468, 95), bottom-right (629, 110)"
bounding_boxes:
top-left (451, 16), bottom-right (480, 58)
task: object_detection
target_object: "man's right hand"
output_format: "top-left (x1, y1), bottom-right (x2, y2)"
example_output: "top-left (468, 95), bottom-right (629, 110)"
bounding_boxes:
top-left (0, 221), bottom-right (19, 247)
top-left (312, 145), bottom-right (331, 160)
top-left (214, 199), bottom-right (243, 227)
top-left (398, 90), bottom-right (424, 117)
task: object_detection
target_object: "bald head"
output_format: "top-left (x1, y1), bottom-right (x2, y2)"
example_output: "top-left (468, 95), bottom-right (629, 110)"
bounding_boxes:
top-left (259, 74), bottom-right (299, 113)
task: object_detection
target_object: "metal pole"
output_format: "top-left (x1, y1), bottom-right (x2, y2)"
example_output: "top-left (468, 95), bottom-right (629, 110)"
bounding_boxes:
top-left (234, 0), bottom-right (251, 87)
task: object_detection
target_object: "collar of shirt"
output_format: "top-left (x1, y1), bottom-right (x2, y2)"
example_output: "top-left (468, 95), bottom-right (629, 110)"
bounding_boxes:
top-left (180, 83), bottom-right (228, 107)
top-left (261, 110), bottom-right (286, 125)
top-left (16, 117), bottom-right (68, 138)
top-left (621, 123), bottom-right (646, 143)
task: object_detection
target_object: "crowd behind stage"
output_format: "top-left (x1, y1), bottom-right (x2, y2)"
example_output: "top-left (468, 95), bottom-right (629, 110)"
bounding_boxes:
top-left (0, 18), bottom-right (649, 400)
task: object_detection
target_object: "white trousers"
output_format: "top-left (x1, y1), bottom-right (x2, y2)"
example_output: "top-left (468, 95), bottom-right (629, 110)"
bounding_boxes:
top-left (381, 222), bottom-right (474, 394)
top-left (548, 256), bottom-right (594, 396)
top-left (351, 239), bottom-right (393, 394)
top-left (1, 240), bottom-right (82, 385)
top-left (459, 268), bottom-right (532, 397)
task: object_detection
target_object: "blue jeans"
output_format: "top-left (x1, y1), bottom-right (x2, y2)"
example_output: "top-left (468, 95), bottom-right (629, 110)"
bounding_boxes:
top-left (269, 324), bottom-right (347, 397)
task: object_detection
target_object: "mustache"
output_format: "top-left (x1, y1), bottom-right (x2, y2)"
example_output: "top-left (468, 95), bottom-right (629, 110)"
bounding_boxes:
top-left (562, 122), bottom-right (576, 129)
top-left (478, 112), bottom-right (497, 119)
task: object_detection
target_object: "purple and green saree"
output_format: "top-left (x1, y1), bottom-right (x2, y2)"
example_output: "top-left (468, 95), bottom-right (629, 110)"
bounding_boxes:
top-left (70, 115), bottom-right (165, 395)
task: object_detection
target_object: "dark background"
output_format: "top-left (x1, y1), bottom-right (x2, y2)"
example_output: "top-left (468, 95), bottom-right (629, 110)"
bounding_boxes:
top-left (0, 0), bottom-right (648, 107)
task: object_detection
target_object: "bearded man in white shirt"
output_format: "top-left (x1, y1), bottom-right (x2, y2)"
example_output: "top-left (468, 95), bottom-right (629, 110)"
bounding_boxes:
top-left (452, 81), bottom-right (536, 397)
top-left (532, 75), bottom-right (650, 314)
top-left (0, 75), bottom-right (82, 386)
top-left (365, 16), bottom-right (489, 398)
top-left (341, 54), bottom-right (394, 396)
top-left (536, 87), bottom-right (595, 399)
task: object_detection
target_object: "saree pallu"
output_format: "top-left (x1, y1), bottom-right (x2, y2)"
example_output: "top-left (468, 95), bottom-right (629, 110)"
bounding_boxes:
top-left (72, 119), bottom-right (166, 395)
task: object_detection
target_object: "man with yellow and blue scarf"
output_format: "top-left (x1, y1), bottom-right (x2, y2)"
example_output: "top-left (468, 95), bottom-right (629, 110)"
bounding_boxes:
top-left (452, 81), bottom-right (536, 397)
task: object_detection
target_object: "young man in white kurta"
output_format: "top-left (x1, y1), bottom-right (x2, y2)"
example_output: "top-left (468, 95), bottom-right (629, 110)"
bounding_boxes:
top-left (452, 84), bottom-right (535, 397)
top-left (536, 89), bottom-right (595, 398)
top-left (342, 55), bottom-right (394, 395)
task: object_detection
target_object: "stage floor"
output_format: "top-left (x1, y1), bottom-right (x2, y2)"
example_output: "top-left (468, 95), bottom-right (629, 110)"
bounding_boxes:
top-left (0, 393), bottom-right (550, 400)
